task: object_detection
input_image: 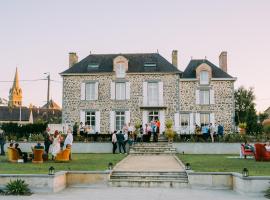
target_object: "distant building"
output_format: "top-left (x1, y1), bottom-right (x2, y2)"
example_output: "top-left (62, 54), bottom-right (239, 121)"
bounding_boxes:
top-left (265, 107), bottom-right (270, 118)
top-left (0, 98), bottom-right (8, 106)
top-left (41, 99), bottom-right (61, 110)
top-left (8, 68), bottom-right (22, 107)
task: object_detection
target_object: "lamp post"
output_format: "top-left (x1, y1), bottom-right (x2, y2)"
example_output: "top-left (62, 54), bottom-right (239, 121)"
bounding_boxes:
top-left (242, 168), bottom-right (249, 177)
top-left (48, 166), bottom-right (55, 175)
top-left (185, 163), bottom-right (191, 170)
top-left (108, 162), bottom-right (113, 170)
top-left (44, 72), bottom-right (50, 109)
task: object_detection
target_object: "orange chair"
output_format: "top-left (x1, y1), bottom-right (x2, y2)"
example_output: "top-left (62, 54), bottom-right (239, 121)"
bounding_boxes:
top-left (7, 147), bottom-right (20, 162)
top-left (32, 149), bottom-right (44, 163)
top-left (241, 144), bottom-right (254, 159)
top-left (254, 143), bottom-right (270, 161)
top-left (55, 146), bottom-right (71, 162)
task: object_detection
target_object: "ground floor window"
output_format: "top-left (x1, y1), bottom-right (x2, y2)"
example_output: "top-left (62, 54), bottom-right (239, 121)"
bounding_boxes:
top-left (200, 113), bottom-right (210, 126)
top-left (115, 111), bottom-right (125, 131)
top-left (85, 111), bottom-right (96, 131)
top-left (148, 111), bottom-right (159, 122)
top-left (180, 114), bottom-right (190, 128)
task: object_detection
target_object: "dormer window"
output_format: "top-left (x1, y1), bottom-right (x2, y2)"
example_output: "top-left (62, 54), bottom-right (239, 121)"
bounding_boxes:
top-left (200, 71), bottom-right (209, 85)
top-left (144, 62), bottom-right (157, 71)
top-left (116, 64), bottom-right (126, 78)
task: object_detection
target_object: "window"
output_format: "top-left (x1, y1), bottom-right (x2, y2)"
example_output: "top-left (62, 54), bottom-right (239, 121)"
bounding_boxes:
top-left (85, 82), bottom-right (95, 100)
top-left (200, 71), bottom-right (209, 85)
top-left (115, 111), bottom-right (125, 131)
top-left (115, 82), bottom-right (126, 100)
top-left (116, 64), bottom-right (126, 78)
top-left (200, 90), bottom-right (210, 105)
top-left (85, 111), bottom-right (95, 132)
top-left (180, 114), bottom-right (190, 128)
top-left (148, 82), bottom-right (159, 105)
top-left (200, 113), bottom-right (210, 127)
top-left (148, 111), bottom-right (159, 122)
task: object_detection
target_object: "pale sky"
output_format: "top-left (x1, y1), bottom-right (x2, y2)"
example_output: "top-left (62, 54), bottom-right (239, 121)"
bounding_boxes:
top-left (0, 0), bottom-right (269, 112)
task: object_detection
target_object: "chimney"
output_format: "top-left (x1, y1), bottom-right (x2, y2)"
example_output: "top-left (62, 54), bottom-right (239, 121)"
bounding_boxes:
top-left (172, 50), bottom-right (178, 68)
top-left (219, 51), bottom-right (227, 72)
top-left (69, 52), bottom-right (78, 68)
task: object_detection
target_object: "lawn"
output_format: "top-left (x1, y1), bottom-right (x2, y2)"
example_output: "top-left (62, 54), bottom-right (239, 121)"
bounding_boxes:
top-left (0, 154), bottom-right (126, 174)
top-left (178, 154), bottom-right (270, 176)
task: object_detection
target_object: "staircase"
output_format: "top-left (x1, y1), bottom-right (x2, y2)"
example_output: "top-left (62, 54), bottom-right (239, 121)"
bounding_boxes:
top-left (109, 170), bottom-right (188, 188)
top-left (129, 142), bottom-right (177, 155)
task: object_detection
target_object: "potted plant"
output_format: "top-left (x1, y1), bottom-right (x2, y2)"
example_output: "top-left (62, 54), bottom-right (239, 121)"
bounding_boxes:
top-left (165, 119), bottom-right (175, 143)
top-left (239, 122), bottom-right (247, 134)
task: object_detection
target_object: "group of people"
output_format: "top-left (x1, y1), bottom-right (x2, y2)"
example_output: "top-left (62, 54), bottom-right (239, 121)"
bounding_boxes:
top-left (111, 119), bottom-right (161, 154)
top-left (195, 122), bottom-right (224, 143)
top-left (44, 127), bottom-right (73, 160)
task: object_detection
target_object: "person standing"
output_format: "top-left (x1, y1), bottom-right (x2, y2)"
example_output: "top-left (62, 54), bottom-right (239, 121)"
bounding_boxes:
top-left (43, 127), bottom-right (52, 154)
top-left (217, 122), bottom-right (224, 137)
top-left (209, 123), bottom-right (215, 143)
top-left (117, 131), bottom-right (126, 154)
top-left (64, 128), bottom-right (73, 160)
top-left (51, 130), bottom-right (61, 160)
top-left (112, 131), bottom-right (117, 154)
top-left (0, 128), bottom-right (5, 155)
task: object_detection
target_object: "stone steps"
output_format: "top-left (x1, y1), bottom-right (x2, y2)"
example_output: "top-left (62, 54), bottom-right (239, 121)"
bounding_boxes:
top-left (129, 142), bottom-right (176, 155)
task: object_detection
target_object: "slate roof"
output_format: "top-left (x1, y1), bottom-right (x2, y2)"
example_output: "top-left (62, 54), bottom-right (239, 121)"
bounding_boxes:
top-left (182, 59), bottom-right (233, 78)
top-left (61, 53), bottom-right (181, 74)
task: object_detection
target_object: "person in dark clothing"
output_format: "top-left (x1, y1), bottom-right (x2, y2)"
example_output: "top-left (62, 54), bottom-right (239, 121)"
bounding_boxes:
top-left (0, 128), bottom-right (5, 155)
top-left (217, 122), bottom-right (224, 137)
top-left (117, 131), bottom-right (126, 154)
top-left (15, 143), bottom-right (28, 162)
top-left (43, 128), bottom-right (52, 154)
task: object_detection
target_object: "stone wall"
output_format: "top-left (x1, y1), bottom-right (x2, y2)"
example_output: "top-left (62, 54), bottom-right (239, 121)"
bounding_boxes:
top-left (62, 73), bottom-right (179, 133)
top-left (179, 80), bottom-right (235, 131)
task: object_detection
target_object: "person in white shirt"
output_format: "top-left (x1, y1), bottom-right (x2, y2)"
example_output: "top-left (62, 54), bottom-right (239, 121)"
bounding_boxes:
top-left (64, 128), bottom-right (73, 160)
top-left (265, 142), bottom-right (270, 152)
top-left (111, 131), bottom-right (117, 154)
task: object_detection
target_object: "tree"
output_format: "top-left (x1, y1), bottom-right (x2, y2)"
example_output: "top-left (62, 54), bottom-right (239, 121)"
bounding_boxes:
top-left (234, 86), bottom-right (259, 134)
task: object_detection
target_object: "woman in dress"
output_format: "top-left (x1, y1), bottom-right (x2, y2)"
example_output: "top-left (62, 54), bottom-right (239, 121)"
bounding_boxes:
top-left (51, 130), bottom-right (61, 160)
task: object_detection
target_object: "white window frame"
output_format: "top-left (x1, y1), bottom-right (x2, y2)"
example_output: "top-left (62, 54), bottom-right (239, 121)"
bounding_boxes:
top-left (200, 90), bottom-right (210, 105)
top-left (85, 111), bottom-right (96, 133)
top-left (147, 82), bottom-right (159, 106)
top-left (85, 82), bottom-right (96, 100)
top-left (200, 113), bottom-right (210, 127)
top-left (115, 111), bottom-right (125, 131)
top-left (115, 82), bottom-right (126, 100)
top-left (180, 114), bottom-right (190, 128)
top-left (116, 64), bottom-right (126, 78)
top-left (200, 71), bottom-right (209, 85)
top-left (148, 111), bottom-right (159, 122)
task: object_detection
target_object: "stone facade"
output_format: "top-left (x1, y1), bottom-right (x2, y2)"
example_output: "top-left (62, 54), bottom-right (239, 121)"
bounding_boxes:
top-left (62, 73), bottom-right (179, 134)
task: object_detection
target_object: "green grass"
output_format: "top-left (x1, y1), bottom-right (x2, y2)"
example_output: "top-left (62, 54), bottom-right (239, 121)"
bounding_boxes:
top-left (0, 154), bottom-right (126, 174)
top-left (178, 154), bottom-right (270, 176)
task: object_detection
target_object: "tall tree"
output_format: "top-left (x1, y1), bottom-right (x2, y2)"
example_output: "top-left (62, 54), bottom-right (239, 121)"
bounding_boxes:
top-left (234, 86), bottom-right (258, 134)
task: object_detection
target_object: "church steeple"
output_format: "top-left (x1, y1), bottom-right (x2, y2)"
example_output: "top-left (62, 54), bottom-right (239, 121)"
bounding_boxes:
top-left (8, 67), bottom-right (22, 107)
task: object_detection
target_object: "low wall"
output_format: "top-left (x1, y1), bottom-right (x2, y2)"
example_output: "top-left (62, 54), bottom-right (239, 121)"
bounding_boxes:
top-left (4, 142), bottom-right (242, 154)
top-left (0, 171), bottom-right (110, 193)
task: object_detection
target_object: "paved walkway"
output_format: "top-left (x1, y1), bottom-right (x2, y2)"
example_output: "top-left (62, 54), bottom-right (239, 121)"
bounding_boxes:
top-left (0, 187), bottom-right (264, 200)
top-left (114, 155), bottom-right (184, 171)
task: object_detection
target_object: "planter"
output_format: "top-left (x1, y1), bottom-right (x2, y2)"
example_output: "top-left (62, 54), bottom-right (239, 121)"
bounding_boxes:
top-left (239, 128), bottom-right (246, 135)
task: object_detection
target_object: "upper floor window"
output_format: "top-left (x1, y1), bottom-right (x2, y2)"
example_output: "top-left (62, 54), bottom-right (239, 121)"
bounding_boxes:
top-left (116, 64), bottom-right (126, 78)
top-left (85, 82), bottom-right (96, 100)
top-left (200, 90), bottom-right (210, 105)
top-left (148, 82), bottom-right (159, 106)
top-left (200, 71), bottom-right (209, 85)
top-left (115, 82), bottom-right (126, 100)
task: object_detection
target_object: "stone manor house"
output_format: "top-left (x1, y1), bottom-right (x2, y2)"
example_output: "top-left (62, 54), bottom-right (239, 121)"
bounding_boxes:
top-left (60, 51), bottom-right (236, 134)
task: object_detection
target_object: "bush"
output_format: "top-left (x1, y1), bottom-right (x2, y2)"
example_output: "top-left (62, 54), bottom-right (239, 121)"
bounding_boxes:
top-left (165, 119), bottom-right (173, 129)
top-left (263, 125), bottom-right (270, 134)
top-left (5, 179), bottom-right (31, 195)
top-left (28, 134), bottom-right (44, 142)
top-left (265, 186), bottom-right (270, 199)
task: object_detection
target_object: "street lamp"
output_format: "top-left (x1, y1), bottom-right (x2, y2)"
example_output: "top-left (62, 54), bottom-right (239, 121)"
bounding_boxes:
top-left (242, 168), bottom-right (249, 177)
top-left (48, 166), bottom-right (55, 175)
top-left (185, 163), bottom-right (191, 170)
top-left (44, 72), bottom-right (50, 109)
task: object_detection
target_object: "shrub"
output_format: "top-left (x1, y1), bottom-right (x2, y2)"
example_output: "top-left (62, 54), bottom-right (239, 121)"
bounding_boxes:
top-left (263, 125), bottom-right (270, 134)
top-left (165, 119), bottom-right (173, 129)
top-left (5, 179), bottom-right (31, 195)
top-left (28, 134), bottom-right (44, 142)
top-left (239, 122), bottom-right (247, 129)
top-left (265, 186), bottom-right (270, 199)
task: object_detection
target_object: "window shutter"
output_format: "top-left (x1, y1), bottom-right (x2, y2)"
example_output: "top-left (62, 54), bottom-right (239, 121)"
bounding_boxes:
top-left (81, 82), bottom-right (85, 100)
top-left (95, 82), bottom-right (99, 100)
top-left (80, 110), bottom-right (85, 125)
top-left (110, 82), bottom-right (115, 100)
top-left (109, 111), bottom-right (115, 133)
top-left (159, 111), bottom-right (165, 133)
top-left (126, 82), bottom-right (130, 100)
top-left (95, 111), bottom-right (100, 133)
top-left (158, 81), bottom-right (163, 106)
top-left (143, 82), bottom-right (147, 106)
top-left (125, 110), bottom-right (130, 125)
top-left (142, 111), bottom-right (148, 130)
top-left (174, 113), bottom-right (179, 132)
top-left (189, 113), bottom-right (194, 134)
top-left (210, 89), bottom-right (215, 104)
top-left (195, 90), bottom-right (200, 104)
top-left (195, 113), bottom-right (200, 126)
top-left (210, 113), bottom-right (215, 124)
